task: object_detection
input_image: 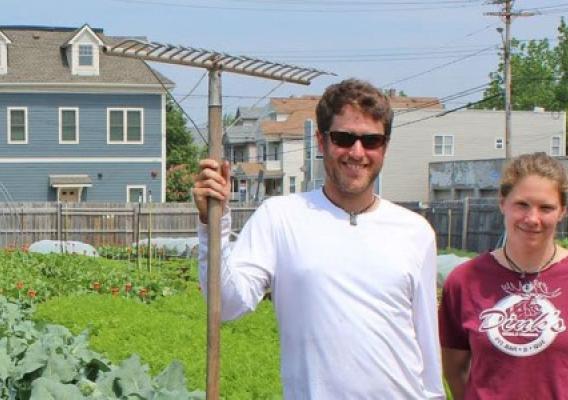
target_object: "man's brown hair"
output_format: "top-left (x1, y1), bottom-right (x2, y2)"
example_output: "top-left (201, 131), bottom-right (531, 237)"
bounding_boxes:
top-left (316, 79), bottom-right (394, 138)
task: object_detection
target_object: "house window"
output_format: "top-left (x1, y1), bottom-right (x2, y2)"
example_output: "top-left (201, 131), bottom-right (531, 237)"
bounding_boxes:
top-left (127, 185), bottom-right (146, 203)
top-left (7, 107), bottom-right (28, 144)
top-left (258, 143), bottom-right (267, 161)
top-left (289, 176), bottom-right (296, 193)
top-left (455, 188), bottom-right (474, 200)
top-left (432, 189), bottom-right (452, 201)
top-left (78, 44), bottom-right (93, 66)
top-left (434, 135), bottom-right (453, 156)
top-left (495, 137), bottom-right (504, 149)
top-left (59, 108), bottom-right (79, 143)
top-left (107, 108), bottom-right (143, 144)
top-left (551, 136), bottom-right (561, 156)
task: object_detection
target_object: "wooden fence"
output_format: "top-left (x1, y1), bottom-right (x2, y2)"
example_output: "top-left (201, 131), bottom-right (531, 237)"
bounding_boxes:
top-left (2, 198), bottom-right (567, 253)
top-left (405, 198), bottom-right (568, 253)
top-left (0, 202), bottom-right (256, 249)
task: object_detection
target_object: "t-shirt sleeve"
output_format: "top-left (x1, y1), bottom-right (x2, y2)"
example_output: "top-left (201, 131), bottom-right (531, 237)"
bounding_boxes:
top-left (438, 270), bottom-right (470, 350)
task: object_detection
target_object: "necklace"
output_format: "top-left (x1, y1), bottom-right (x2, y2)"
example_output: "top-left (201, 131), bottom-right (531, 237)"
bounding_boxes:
top-left (322, 187), bottom-right (377, 226)
top-left (503, 242), bottom-right (557, 279)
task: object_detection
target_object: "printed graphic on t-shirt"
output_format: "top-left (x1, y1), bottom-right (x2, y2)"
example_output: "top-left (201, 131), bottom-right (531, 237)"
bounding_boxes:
top-left (478, 280), bottom-right (566, 357)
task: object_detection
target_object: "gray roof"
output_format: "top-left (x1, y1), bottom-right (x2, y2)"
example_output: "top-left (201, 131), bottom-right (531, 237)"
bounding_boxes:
top-left (236, 106), bottom-right (266, 120)
top-left (224, 124), bottom-right (258, 144)
top-left (0, 26), bottom-right (173, 87)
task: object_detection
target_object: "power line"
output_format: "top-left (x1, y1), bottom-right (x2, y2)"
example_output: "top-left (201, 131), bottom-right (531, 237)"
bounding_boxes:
top-left (177, 72), bottom-right (207, 104)
top-left (394, 94), bottom-right (501, 128)
top-left (381, 45), bottom-right (497, 88)
top-left (143, 62), bottom-right (208, 145)
top-left (112, 0), bottom-right (484, 13)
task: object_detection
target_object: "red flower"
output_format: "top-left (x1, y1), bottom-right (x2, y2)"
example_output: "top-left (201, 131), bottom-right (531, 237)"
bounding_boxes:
top-left (138, 288), bottom-right (148, 298)
top-left (27, 289), bottom-right (37, 298)
top-left (92, 282), bottom-right (101, 291)
top-left (16, 281), bottom-right (24, 290)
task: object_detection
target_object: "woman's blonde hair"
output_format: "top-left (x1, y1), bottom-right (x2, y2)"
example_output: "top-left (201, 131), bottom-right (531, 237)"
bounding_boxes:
top-left (500, 152), bottom-right (568, 207)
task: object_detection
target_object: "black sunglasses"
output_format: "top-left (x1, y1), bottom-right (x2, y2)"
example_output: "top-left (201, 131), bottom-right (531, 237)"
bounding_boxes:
top-left (326, 131), bottom-right (387, 149)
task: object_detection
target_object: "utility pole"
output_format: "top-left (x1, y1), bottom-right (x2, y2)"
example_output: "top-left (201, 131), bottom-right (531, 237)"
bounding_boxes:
top-left (104, 40), bottom-right (333, 400)
top-left (485, 0), bottom-right (534, 159)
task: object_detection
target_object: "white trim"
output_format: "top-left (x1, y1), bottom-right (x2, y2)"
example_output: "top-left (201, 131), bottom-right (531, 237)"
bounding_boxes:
top-left (551, 135), bottom-right (562, 156)
top-left (59, 107), bottom-right (80, 144)
top-left (127, 185), bottom-right (146, 202)
top-left (0, 31), bottom-right (12, 44)
top-left (65, 25), bottom-right (104, 47)
top-left (0, 157), bottom-right (161, 163)
top-left (0, 31), bottom-right (11, 74)
top-left (7, 107), bottom-right (28, 144)
top-left (0, 83), bottom-right (172, 92)
top-left (161, 93), bottom-right (166, 203)
top-left (433, 134), bottom-right (454, 156)
top-left (107, 108), bottom-right (144, 144)
top-left (52, 183), bottom-right (92, 188)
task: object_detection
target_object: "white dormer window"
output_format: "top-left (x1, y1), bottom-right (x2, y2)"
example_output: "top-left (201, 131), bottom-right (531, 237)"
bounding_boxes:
top-left (63, 25), bottom-right (103, 77)
top-left (78, 45), bottom-right (93, 66)
top-left (0, 30), bottom-right (12, 75)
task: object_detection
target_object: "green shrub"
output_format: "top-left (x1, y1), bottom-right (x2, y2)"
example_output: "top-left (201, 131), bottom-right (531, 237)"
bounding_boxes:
top-left (0, 296), bottom-right (204, 399)
top-left (35, 292), bottom-right (282, 399)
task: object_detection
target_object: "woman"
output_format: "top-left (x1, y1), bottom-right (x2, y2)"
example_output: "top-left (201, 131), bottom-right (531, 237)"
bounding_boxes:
top-left (439, 152), bottom-right (568, 399)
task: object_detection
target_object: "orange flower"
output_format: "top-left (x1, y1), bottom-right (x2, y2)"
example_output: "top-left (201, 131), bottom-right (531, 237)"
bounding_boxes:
top-left (138, 288), bottom-right (148, 298)
top-left (27, 289), bottom-right (37, 298)
top-left (21, 244), bottom-right (29, 253)
top-left (92, 282), bottom-right (101, 291)
top-left (125, 282), bottom-right (133, 292)
top-left (111, 287), bottom-right (120, 297)
top-left (16, 281), bottom-right (24, 290)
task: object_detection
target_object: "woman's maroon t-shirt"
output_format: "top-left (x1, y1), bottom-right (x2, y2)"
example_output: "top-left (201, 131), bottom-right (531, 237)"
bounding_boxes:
top-left (439, 252), bottom-right (568, 400)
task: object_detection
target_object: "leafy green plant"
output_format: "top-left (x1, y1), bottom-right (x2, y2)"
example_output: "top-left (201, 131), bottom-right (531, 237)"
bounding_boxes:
top-left (35, 293), bottom-right (282, 399)
top-left (0, 296), bottom-right (205, 399)
top-left (0, 250), bottom-right (197, 303)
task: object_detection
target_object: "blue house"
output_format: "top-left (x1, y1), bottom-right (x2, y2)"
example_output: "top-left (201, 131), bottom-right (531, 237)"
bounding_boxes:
top-left (0, 25), bottom-right (172, 202)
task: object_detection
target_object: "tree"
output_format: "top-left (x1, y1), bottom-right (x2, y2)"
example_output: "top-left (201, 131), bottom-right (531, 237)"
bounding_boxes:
top-left (166, 97), bottom-right (202, 168)
top-left (165, 97), bottom-right (205, 201)
top-left (476, 18), bottom-right (567, 112)
top-left (555, 18), bottom-right (568, 108)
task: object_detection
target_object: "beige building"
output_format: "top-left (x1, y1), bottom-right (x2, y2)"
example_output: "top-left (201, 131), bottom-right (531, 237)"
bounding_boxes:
top-left (224, 94), bottom-right (566, 204)
top-left (382, 109), bottom-right (566, 202)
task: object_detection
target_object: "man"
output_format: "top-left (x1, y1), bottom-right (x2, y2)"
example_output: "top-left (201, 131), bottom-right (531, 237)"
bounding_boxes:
top-left (193, 79), bottom-right (444, 399)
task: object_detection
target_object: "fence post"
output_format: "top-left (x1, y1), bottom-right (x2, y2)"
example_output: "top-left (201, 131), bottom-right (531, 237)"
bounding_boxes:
top-left (137, 199), bottom-right (142, 270)
top-left (57, 202), bottom-right (62, 242)
top-left (461, 197), bottom-right (470, 250)
top-left (447, 208), bottom-right (452, 249)
top-left (131, 205), bottom-right (137, 249)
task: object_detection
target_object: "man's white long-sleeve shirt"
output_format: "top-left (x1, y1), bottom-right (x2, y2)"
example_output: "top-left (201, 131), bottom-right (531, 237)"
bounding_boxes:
top-left (198, 189), bottom-right (444, 399)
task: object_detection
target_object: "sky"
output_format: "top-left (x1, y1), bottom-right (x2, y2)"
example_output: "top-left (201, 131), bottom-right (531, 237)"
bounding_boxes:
top-left (1, 0), bottom-right (565, 128)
